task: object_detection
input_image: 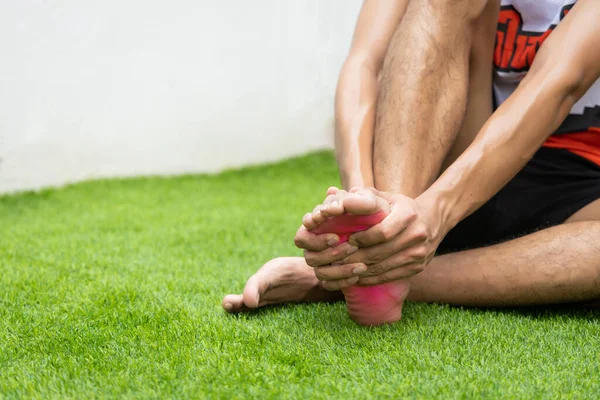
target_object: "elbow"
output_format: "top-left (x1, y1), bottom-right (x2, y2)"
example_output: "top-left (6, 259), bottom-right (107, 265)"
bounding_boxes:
top-left (526, 63), bottom-right (585, 117)
top-left (554, 66), bottom-right (586, 99)
top-left (342, 52), bottom-right (380, 76)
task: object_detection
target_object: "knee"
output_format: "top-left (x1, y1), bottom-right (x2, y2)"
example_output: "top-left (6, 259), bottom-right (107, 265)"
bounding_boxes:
top-left (422, 0), bottom-right (491, 22)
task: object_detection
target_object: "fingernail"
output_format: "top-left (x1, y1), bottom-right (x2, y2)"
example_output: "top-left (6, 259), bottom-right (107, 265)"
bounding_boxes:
top-left (330, 201), bottom-right (339, 208)
top-left (327, 235), bottom-right (339, 247)
top-left (347, 277), bottom-right (359, 284)
top-left (224, 303), bottom-right (233, 311)
top-left (346, 246), bottom-right (358, 255)
top-left (352, 265), bottom-right (367, 275)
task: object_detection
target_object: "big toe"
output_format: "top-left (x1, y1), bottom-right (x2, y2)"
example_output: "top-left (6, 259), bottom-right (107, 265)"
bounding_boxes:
top-left (222, 294), bottom-right (246, 313)
top-left (342, 189), bottom-right (388, 216)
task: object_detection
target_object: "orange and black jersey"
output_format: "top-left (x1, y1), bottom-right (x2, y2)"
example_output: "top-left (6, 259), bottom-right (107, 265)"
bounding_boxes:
top-left (493, 0), bottom-right (600, 165)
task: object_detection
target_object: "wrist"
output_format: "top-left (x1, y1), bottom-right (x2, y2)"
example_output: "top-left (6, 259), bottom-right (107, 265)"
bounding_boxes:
top-left (416, 188), bottom-right (455, 241)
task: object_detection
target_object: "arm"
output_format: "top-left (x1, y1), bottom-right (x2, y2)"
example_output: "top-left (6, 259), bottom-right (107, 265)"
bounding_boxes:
top-left (335, 0), bottom-right (408, 189)
top-left (421, 0), bottom-right (600, 237)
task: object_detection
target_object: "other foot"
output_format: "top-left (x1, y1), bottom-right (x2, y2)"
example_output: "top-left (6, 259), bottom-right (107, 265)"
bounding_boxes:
top-left (222, 257), bottom-right (342, 313)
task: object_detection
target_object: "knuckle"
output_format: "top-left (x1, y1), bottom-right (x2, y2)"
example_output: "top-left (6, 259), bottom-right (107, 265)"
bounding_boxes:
top-left (349, 234), bottom-right (364, 247)
top-left (365, 250), bottom-right (384, 264)
top-left (294, 233), bottom-right (306, 248)
top-left (404, 209), bottom-right (418, 223)
top-left (367, 263), bottom-right (386, 276)
top-left (314, 267), bottom-right (326, 280)
top-left (407, 263), bottom-right (424, 276)
top-left (375, 273), bottom-right (390, 284)
top-left (380, 226), bottom-right (396, 241)
top-left (412, 245), bottom-right (429, 260)
top-left (412, 224), bottom-right (429, 240)
top-left (303, 251), bottom-right (317, 267)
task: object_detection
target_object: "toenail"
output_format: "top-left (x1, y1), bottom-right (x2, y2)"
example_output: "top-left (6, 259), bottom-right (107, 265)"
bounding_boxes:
top-left (346, 246), bottom-right (358, 255)
top-left (353, 265), bottom-right (367, 275)
top-left (327, 235), bottom-right (339, 247)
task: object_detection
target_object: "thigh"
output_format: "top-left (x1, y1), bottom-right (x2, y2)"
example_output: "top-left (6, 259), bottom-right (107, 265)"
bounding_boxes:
top-left (438, 147), bottom-right (600, 254)
top-left (566, 198), bottom-right (600, 222)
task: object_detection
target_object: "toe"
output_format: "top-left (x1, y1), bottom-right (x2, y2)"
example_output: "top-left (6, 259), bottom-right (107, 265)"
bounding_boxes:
top-left (242, 272), bottom-right (271, 308)
top-left (312, 206), bottom-right (327, 225)
top-left (325, 199), bottom-right (345, 216)
top-left (326, 186), bottom-right (340, 196)
top-left (302, 212), bottom-right (318, 229)
top-left (222, 294), bottom-right (245, 313)
top-left (343, 190), bottom-right (387, 215)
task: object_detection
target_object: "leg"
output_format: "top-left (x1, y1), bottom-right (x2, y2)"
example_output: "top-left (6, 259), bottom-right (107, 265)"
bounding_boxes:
top-left (224, 210), bottom-right (600, 312)
top-left (373, 0), bottom-right (498, 196)
top-left (409, 213), bottom-right (600, 306)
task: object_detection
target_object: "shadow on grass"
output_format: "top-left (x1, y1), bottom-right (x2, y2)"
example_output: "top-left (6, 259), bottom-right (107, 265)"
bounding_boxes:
top-left (223, 298), bottom-right (599, 331)
top-left (453, 302), bottom-right (600, 321)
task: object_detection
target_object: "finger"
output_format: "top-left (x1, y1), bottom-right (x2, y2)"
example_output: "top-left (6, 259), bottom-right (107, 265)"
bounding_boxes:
top-left (362, 243), bottom-right (430, 277)
top-left (357, 262), bottom-right (422, 285)
top-left (304, 243), bottom-right (358, 267)
top-left (222, 294), bottom-right (246, 313)
top-left (294, 226), bottom-right (338, 251)
top-left (322, 276), bottom-right (360, 291)
top-left (314, 263), bottom-right (368, 281)
top-left (342, 240), bottom-right (399, 266)
top-left (348, 209), bottom-right (416, 247)
top-left (343, 230), bottom-right (427, 266)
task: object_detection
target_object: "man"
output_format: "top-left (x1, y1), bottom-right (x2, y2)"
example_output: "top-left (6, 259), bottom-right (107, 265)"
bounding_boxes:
top-left (223, 0), bottom-right (600, 325)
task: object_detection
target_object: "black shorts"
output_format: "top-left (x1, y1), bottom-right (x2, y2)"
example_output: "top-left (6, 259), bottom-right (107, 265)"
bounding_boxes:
top-left (437, 147), bottom-right (600, 254)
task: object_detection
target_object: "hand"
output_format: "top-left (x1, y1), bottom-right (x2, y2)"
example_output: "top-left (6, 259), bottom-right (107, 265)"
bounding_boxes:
top-left (294, 187), bottom-right (362, 267)
top-left (294, 187), bottom-right (380, 290)
top-left (316, 189), bottom-right (444, 286)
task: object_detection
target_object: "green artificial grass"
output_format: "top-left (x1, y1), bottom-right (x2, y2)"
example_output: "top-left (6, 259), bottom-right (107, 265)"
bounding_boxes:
top-left (1, 151), bottom-right (599, 399)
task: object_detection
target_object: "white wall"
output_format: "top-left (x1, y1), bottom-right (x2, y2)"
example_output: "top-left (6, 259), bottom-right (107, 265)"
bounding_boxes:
top-left (0, 0), bottom-right (361, 193)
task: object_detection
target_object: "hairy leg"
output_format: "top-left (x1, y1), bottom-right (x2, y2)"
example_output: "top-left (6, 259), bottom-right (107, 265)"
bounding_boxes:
top-left (373, 0), bottom-right (497, 196)
top-left (223, 212), bottom-right (600, 313)
top-left (409, 209), bottom-right (600, 306)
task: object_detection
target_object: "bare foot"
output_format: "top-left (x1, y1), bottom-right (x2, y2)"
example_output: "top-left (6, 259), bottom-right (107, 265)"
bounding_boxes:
top-left (308, 188), bottom-right (411, 326)
top-left (222, 257), bottom-right (342, 312)
top-left (302, 187), bottom-right (389, 232)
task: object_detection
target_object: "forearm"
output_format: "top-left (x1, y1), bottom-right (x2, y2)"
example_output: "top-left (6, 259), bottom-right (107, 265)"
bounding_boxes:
top-left (421, 0), bottom-right (600, 237)
top-left (421, 67), bottom-right (581, 234)
top-left (332, 0), bottom-right (409, 190)
top-left (334, 57), bottom-right (378, 189)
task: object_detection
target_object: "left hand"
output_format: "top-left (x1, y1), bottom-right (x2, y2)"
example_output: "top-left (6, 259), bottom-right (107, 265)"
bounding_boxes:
top-left (314, 189), bottom-right (445, 287)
